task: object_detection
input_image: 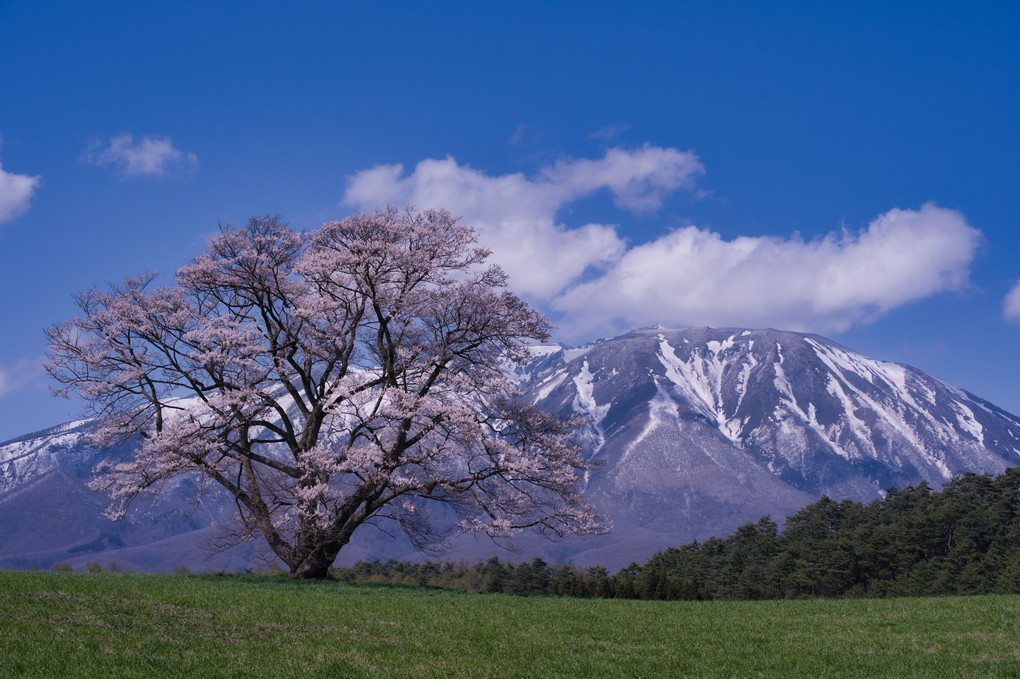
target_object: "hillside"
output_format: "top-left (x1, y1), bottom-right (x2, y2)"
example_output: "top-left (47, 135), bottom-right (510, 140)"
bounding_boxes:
top-left (3, 326), bottom-right (1020, 570)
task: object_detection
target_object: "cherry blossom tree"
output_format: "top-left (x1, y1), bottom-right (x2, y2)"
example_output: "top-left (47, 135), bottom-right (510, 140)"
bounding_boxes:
top-left (46, 207), bottom-right (605, 579)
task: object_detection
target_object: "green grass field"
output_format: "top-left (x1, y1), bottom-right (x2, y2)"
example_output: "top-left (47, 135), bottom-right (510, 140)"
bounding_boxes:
top-left (2, 571), bottom-right (1019, 678)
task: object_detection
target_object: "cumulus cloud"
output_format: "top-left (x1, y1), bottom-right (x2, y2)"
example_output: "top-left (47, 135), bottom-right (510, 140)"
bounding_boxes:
top-left (0, 137), bottom-right (41, 222)
top-left (343, 147), bottom-right (981, 341)
top-left (82, 133), bottom-right (198, 177)
top-left (344, 145), bottom-right (703, 298)
top-left (541, 146), bottom-right (702, 212)
top-left (0, 358), bottom-right (42, 398)
top-left (554, 204), bottom-right (981, 337)
top-left (1004, 281), bottom-right (1020, 323)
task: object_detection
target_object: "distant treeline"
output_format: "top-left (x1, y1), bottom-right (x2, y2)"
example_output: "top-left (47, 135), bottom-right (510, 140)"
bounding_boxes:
top-left (331, 467), bottom-right (1020, 599)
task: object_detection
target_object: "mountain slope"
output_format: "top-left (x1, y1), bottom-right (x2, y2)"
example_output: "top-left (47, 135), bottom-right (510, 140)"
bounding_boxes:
top-left (514, 327), bottom-right (1020, 563)
top-left (0, 422), bottom-right (259, 572)
top-left (4, 326), bottom-right (1020, 570)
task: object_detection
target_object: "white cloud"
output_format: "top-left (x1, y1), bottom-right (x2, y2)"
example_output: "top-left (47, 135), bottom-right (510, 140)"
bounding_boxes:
top-left (344, 145), bottom-right (703, 298)
top-left (82, 133), bottom-right (198, 177)
top-left (554, 204), bottom-right (981, 337)
top-left (343, 147), bottom-right (982, 341)
top-left (541, 145), bottom-right (703, 212)
top-left (0, 358), bottom-right (42, 398)
top-left (0, 137), bottom-right (41, 222)
top-left (1004, 281), bottom-right (1020, 323)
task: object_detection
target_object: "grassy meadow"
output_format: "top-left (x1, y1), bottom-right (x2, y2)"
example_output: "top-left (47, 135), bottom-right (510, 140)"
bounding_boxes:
top-left (2, 571), bottom-right (1019, 678)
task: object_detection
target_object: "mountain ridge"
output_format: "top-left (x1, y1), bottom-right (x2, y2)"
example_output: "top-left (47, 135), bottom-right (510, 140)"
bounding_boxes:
top-left (3, 325), bottom-right (1019, 571)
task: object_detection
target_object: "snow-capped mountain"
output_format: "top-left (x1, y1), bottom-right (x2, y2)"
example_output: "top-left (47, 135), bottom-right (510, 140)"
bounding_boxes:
top-left (4, 326), bottom-right (1020, 570)
top-left (0, 420), bottom-right (263, 572)
top-left (511, 326), bottom-right (1020, 563)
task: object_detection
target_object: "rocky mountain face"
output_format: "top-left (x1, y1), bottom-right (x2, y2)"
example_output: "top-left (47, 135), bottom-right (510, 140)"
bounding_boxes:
top-left (4, 326), bottom-right (1020, 571)
top-left (511, 326), bottom-right (1020, 565)
top-left (0, 421), bottom-right (263, 572)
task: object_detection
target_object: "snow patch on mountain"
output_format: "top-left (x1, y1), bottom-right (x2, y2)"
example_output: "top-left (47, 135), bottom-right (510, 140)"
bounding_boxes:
top-left (656, 334), bottom-right (741, 443)
top-left (620, 379), bottom-right (680, 466)
top-left (533, 370), bottom-right (568, 403)
top-left (0, 421), bottom-right (95, 493)
top-left (573, 360), bottom-right (610, 452)
top-left (953, 402), bottom-right (985, 444)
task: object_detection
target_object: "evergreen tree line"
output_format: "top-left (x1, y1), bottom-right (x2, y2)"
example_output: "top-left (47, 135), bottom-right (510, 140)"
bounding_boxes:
top-left (330, 468), bottom-right (1020, 599)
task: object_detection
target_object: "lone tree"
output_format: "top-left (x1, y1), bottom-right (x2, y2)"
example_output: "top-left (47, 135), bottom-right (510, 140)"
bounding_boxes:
top-left (46, 207), bottom-right (605, 579)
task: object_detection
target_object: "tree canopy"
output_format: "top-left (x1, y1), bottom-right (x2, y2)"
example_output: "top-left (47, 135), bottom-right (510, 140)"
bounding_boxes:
top-left (46, 207), bottom-right (605, 578)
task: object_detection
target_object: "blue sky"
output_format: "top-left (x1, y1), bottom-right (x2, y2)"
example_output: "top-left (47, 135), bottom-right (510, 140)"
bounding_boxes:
top-left (2, 1), bottom-right (1019, 442)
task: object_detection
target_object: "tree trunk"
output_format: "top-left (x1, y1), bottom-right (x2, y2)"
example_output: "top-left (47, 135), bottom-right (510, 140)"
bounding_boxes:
top-left (289, 541), bottom-right (346, 580)
top-left (291, 559), bottom-right (331, 580)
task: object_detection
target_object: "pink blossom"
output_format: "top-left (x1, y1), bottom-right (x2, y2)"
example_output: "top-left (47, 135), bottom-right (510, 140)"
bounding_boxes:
top-left (46, 208), bottom-right (607, 579)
